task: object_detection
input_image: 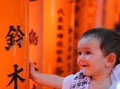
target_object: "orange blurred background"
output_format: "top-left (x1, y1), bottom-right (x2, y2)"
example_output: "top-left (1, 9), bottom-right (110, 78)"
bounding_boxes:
top-left (0, 0), bottom-right (120, 89)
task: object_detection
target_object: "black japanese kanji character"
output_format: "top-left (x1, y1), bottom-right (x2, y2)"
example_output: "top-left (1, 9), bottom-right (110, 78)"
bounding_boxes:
top-left (32, 84), bottom-right (37, 89)
top-left (76, 0), bottom-right (80, 2)
top-left (29, 29), bottom-right (38, 45)
top-left (68, 38), bottom-right (72, 43)
top-left (57, 33), bottom-right (64, 39)
top-left (30, 0), bottom-right (36, 1)
top-left (5, 25), bottom-right (25, 50)
top-left (56, 49), bottom-right (63, 54)
top-left (68, 46), bottom-right (72, 52)
top-left (56, 41), bottom-right (63, 47)
top-left (75, 5), bottom-right (80, 13)
top-left (58, 17), bottom-right (63, 23)
top-left (74, 19), bottom-right (79, 28)
top-left (69, 0), bottom-right (74, 3)
top-left (68, 27), bottom-right (72, 34)
top-left (67, 54), bottom-right (71, 60)
top-left (67, 62), bottom-right (72, 71)
top-left (7, 64), bottom-right (25, 89)
top-left (56, 57), bottom-right (62, 63)
top-left (57, 8), bottom-right (64, 15)
top-left (57, 25), bottom-right (63, 30)
top-left (55, 67), bottom-right (64, 75)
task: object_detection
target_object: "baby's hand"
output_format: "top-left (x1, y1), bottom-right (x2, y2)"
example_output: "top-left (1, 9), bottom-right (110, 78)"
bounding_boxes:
top-left (29, 60), bottom-right (36, 79)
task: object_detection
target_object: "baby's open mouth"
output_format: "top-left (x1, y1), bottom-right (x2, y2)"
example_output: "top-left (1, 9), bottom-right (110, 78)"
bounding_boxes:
top-left (83, 65), bottom-right (89, 67)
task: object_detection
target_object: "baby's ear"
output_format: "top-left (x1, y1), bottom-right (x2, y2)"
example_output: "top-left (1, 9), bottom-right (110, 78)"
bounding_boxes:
top-left (105, 53), bottom-right (116, 67)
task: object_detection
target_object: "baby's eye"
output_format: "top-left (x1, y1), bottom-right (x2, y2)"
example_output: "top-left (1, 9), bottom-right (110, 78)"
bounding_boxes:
top-left (86, 51), bottom-right (91, 55)
top-left (78, 51), bottom-right (82, 55)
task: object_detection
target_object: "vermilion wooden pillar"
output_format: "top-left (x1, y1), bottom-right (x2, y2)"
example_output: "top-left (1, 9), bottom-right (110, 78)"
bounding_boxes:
top-left (113, 0), bottom-right (120, 25)
top-left (73, 0), bottom-right (97, 72)
top-left (43, 0), bottom-right (75, 89)
top-left (29, 0), bottom-right (43, 89)
top-left (0, 0), bottom-right (29, 89)
top-left (103, 0), bottom-right (116, 29)
top-left (95, 0), bottom-right (104, 27)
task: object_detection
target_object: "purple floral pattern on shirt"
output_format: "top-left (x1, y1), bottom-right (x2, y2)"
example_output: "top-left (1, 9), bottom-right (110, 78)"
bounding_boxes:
top-left (70, 71), bottom-right (90, 89)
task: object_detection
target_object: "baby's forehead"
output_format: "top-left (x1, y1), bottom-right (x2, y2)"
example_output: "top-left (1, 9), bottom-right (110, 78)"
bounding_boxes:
top-left (81, 34), bottom-right (101, 39)
top-left (78, 36), bottom-right (101, 48)
top-left (80, 36), bottom-right (101, 41)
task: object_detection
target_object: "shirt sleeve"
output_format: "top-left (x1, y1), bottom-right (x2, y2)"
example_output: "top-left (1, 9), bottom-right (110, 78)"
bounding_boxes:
top-left (111, 64), bottom-right (120, 83)
top-left (62, 74), bottom-right (75, 89)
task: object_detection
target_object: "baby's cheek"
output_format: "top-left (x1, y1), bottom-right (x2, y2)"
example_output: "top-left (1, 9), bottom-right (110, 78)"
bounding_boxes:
top-left (76, 61), bottom-right (82, 69)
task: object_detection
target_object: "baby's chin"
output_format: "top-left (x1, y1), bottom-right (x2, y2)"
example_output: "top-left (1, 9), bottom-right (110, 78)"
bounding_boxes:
top-left (81, 69), bottom-right (91, 76)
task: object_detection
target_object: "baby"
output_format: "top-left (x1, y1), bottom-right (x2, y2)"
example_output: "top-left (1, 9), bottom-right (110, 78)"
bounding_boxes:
top-left (30, 28), bottom-right (120, 89)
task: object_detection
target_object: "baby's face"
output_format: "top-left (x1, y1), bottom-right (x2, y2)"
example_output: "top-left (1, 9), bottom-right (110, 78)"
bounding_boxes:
top-left (77, 37), bottom-right (108, 76)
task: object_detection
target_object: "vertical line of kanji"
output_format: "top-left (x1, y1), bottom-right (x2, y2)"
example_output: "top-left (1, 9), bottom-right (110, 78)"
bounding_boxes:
top-left (0, 0), bottom-right (29, 89)
top-left (43, 0), bottom-right (75, 89)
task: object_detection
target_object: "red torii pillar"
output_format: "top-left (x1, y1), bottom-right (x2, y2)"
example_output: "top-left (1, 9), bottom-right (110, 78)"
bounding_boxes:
top-left (43, 0), bottom-right (75, 89)
top-left (29, 0), bottom-right (43, 89)
top-left (0, 0), bottom-right (29, 89)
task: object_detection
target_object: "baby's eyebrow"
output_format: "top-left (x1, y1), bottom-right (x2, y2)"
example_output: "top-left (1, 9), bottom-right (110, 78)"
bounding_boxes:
top-left (84, 47), bottom-right (91, 50)
top-left (77, 47), bottom-right (91, 50)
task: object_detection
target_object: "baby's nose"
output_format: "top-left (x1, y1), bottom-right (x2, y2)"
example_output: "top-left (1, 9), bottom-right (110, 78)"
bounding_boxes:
top-left (77, 55), bottom-right (86, 63)
top-left (80, 57), bottom-right (86, 62)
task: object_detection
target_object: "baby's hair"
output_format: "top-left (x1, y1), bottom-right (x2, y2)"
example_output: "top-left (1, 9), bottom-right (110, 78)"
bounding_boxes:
top-left (80, 28), bottom-right (120, 66)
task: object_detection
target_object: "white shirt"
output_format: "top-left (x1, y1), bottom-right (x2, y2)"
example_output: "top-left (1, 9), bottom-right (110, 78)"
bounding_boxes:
top-left (62, 70), bottom-right (90, 89)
